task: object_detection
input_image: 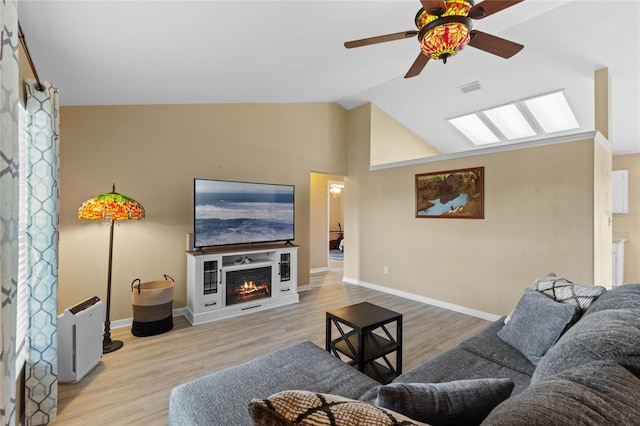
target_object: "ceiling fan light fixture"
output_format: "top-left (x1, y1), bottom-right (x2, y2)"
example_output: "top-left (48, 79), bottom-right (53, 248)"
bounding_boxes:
top-left (419, 19), bottom-right (471, 62)
top-left (415, 0), bottom-right (474, 62)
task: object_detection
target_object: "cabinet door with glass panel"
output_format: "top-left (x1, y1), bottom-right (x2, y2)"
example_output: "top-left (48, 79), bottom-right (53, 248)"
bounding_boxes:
top-left (198, 255), bottom-right (222, 311)
top-left (278, 249), bottom-right (297, 295)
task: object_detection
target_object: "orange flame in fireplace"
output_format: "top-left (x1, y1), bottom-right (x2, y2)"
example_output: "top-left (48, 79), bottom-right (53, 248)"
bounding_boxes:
top-left (240, 281), bottom-right (266, 295)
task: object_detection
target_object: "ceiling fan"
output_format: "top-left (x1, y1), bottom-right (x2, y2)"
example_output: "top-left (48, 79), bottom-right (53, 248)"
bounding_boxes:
top-left (344, 0), bottom-right (525, 78)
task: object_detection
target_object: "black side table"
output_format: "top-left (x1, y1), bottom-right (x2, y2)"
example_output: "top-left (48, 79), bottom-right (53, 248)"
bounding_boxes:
top-left (326, 301), bottom-right (402, 384)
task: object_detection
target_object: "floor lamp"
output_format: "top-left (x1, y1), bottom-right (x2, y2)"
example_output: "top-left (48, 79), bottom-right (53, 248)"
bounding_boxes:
top-left (78, 184), bottom-right (145, 353)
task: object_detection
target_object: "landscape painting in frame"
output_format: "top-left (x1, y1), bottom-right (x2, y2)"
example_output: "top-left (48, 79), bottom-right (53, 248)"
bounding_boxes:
top-left (415, 167), bottom-right (484, 219)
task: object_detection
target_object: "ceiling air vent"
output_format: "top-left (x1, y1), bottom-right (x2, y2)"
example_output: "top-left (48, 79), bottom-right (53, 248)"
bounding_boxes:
top-left (459, 81), bottom-right (481, 94)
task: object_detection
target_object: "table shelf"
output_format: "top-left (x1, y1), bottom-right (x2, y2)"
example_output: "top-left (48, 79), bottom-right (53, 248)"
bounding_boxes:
top-left (326, 302), bottom-right (402, 384)
top-left (331, 330), bottom-right (399, 363)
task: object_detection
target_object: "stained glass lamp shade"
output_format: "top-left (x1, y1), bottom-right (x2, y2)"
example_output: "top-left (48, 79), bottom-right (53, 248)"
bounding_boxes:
top-left (78, 186), bottom-right (145, 221)
top-left (415, 0), bottom-right (473, 63)
top-left (78, 184), bottom-right (145, 353)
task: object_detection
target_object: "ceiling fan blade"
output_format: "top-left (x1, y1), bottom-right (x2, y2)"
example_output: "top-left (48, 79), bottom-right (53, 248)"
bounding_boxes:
top-left (469, 0), bottom-right (524, 19)
top-left (468, 30), bottom-right (523, 58)
top-left (420, 0), bottom-right (447, 15)
top-left (404, 53), bottom-right (430, 78)
top-left (344, 30), bottom-right (418, 49)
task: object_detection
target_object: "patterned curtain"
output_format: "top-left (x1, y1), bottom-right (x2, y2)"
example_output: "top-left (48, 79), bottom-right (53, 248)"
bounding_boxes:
top-left (0, 1), bottom-right (19, 425)
top-left (24, 80), bottom-right (59, 425)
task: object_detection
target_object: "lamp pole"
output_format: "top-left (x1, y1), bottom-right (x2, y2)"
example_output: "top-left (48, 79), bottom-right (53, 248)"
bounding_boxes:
top-left (103, 218), bottom-right (123, 353)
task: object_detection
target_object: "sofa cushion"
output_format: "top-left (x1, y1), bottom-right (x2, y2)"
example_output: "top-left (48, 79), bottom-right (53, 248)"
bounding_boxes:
top-left (582, 283), bottom-right (640, 317)
top-left (531, 309), bottom-right (640, 384)
top-left (169, 341), bottom-right (380, 426)
top-left (482, 361), bottom-right (640, 426)
top-left (458, 320), bottom-right (536, 379)
top-left (387, 320), bottom-right (533, 400)
top-left (498, 289), bottom-right (576, 364)
top-left (248, 390), bottom-right (429, 426)
top-left (374, 379), bottom-right (513, 426)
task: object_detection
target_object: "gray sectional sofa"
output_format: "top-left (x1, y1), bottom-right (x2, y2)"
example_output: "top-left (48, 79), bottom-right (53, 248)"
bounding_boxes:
top-left (169, 280), bottom-right (640, 425)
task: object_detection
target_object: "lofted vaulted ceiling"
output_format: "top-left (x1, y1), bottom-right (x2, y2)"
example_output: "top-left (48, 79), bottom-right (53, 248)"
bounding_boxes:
top-left (18, 0), bottom-right (639, 156)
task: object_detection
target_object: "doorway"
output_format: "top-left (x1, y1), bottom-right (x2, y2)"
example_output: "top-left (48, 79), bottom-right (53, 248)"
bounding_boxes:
top-left (328, 180), bottom-right (344, 271)
top-left (309, 173), bottom-right (344, 274)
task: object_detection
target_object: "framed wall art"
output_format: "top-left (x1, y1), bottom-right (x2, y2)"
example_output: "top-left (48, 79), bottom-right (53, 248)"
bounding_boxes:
top-left (415, 166), bottom-right (484, 219)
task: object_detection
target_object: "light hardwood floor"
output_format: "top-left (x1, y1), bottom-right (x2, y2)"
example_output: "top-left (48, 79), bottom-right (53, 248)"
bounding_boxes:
top-left (51, 268), bottom-right (488, 425)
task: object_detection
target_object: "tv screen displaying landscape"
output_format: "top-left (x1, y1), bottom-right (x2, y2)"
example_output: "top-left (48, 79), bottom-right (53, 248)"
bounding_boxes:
top-left (194, 179), bottom-right (295, 248)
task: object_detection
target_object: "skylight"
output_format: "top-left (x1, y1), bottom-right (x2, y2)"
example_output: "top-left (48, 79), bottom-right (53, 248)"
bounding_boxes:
top-left (483, 104), bottom-right (536, 140)
top-left (448, 90), bottom-right (579, 146)
top-left (449, 114), bottom-right (500, 145)
top-left (524, 91), bottom-right (579, 134)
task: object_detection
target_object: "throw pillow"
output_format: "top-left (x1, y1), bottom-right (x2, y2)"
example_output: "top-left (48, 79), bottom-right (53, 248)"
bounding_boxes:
top-left (529, 272), bottom-right (606, 315)
top-left (497, 289), bottom-right (577, 364)
top-left (482, 361), bottom-right (640, 426)
top-left (374, 378), bottom-right (514, 426)
top-left (504, 273), bottom-right (605, 324)
top-left (248, 390), bottom-right (429, 426)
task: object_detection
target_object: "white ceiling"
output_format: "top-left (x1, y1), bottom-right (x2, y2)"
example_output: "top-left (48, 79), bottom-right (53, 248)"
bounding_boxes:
top-left (18, 0), bottom-right (640, 156)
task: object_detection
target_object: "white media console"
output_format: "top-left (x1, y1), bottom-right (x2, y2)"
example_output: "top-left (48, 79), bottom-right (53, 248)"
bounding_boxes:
top-left (185, 244), bottom-right (299, 325)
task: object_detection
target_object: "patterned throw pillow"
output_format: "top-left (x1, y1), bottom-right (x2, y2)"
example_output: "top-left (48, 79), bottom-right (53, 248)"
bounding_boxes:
top-left (529, 273), bottom-right (606, 314)
top-left (248, 390), bottom-right (429, 426)
top-left (504, 273), bottom-right (606, 324)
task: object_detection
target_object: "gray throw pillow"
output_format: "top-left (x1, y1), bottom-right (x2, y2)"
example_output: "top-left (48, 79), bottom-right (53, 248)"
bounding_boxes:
top-left (498, 289), bottom-right (577, 364)
top-left (482, 361), bottom-right (640, 426)
top-left (531, 308), bottom-right (640, 384)
top-left (374, 378), bottom-right (514, 426)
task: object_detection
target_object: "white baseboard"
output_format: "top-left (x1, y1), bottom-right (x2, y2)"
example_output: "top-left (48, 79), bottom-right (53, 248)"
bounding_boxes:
top-left (342, 276), bottom-right (501, 322)
top-left (110, 286), bottom-right (315, 329)
top-left (112, 280), bottom-right (500, 329)
top-left (310, 267), bottom-right (329, 274)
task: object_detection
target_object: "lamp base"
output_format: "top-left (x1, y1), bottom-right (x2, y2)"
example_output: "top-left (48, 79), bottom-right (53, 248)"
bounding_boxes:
top-left (103, 339), bottom-right (124, 354)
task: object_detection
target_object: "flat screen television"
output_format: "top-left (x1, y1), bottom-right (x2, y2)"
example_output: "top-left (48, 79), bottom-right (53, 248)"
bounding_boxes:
top-left (194, 178), bottom-right (295, 248)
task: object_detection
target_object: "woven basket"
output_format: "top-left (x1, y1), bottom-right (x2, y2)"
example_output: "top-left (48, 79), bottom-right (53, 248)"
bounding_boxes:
top-left (131, 275), bottom-right (174, 337)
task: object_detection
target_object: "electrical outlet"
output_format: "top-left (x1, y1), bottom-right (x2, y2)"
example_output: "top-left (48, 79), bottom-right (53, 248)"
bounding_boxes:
top-left (383, 265), bottom-right (389, 274)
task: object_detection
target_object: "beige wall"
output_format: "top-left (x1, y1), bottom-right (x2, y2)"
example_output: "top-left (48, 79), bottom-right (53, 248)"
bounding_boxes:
top-left (613, 154), bottom-right (640, 282)
top-left (59, 104), bottom-right (347, 320)
top-left (370, 103), bottom-right (440, 166)
top-left (345, 103), bottom-right (604, 316)
top-left (55, 100), bottom-right (626, 321)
